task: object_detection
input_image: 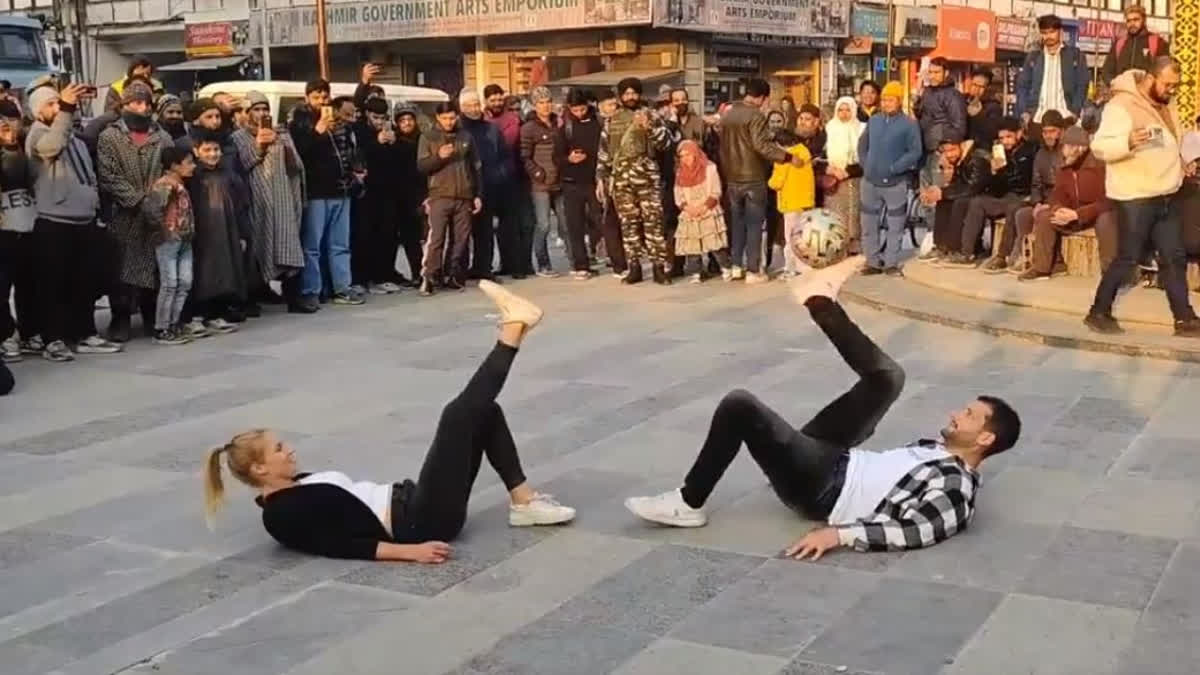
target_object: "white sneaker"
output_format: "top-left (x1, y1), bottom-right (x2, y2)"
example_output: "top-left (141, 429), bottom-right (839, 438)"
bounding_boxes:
top-left (745, 271), bottom-right (770, 285)
top-left (2, 335), bottom-right (22, 362)
top-left (721, 268), bottom-right (733, 282)
top-left (689, 273), bottom-right (703, 284)
top-left (75, 334), bottom-right (124, 354)
top-left (731, 265), bottom-right (745, 280)
top-left (509, 493), bottom-right (576, 526)
top-left (368, 284), bottom-right (392, 295)
top-left (187, 318), bottom-right (211, 339)
top-left (379, 281), bottom-right (403, 293)
top-left (204, 318), bottom-right (238, 334)
top-left (349, 284), bottom-right (368, 296)
top-left (625, 489), bottom-right (707, 528)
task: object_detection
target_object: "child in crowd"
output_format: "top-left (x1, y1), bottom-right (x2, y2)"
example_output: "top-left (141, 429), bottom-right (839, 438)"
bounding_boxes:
top-left (673, 140), bottom-right (729, 283)
top-left (144, 146), bottom-right (196, 345)
top-left (188, 134), bottom-right (249, 334)
top-left (768, 130), bottom-right (815, 277)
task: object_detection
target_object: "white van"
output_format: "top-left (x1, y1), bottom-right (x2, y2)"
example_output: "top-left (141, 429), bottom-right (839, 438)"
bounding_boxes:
top-left (196, 81), bottom-right (448, 128)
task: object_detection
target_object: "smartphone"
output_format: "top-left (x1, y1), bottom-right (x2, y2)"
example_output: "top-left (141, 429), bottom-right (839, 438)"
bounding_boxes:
top-left (320, 105), bottom-right (333, 120)
top-left (992, 143), bottom-right (1007, 165)
top-left (1149, 126), bottom-right (1164, 141)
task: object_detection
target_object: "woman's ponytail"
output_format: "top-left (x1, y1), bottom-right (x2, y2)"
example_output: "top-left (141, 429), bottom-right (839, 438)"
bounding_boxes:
top-left (203, 446), bottom-right (227, 529)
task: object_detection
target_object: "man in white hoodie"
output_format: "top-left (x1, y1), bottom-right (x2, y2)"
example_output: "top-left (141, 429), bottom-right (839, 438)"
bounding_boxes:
top-left (1086, 57), bottom-right (1200, 337)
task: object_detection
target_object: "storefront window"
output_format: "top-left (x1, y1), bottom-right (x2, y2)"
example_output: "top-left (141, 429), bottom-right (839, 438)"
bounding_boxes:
top-left (836, 55), bottom-right (876, 97)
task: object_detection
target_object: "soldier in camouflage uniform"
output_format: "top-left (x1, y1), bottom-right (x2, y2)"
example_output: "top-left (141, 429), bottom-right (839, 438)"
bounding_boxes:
top-left (597, 78), bottom-right (672, 285)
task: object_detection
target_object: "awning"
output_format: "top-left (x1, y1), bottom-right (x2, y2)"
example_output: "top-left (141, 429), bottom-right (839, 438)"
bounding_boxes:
top-left (544, 69), bottom-right (683, 90)
top-left (157, 55), bottom-right (249, 72)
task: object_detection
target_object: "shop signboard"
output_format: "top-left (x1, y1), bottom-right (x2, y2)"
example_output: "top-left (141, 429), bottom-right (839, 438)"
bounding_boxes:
top-left (933, 6), bottom-right (995, 63)
top-left (712, 32), bottom-right (837, 49)
top-left (655, 0), bottom-right (850, 38)
top-left (185, 21), bottom-right (236, 58)
top-left (262, 0), bottom-right (650, 46)
top-left (996, 17), bottom-right (1031, 53)
top-left (850, 2), bottom-right (888, 42)
top-left (892, 6), bottom-right (936, 49)
top-left (1077, 18), bottom-right (1122, 54)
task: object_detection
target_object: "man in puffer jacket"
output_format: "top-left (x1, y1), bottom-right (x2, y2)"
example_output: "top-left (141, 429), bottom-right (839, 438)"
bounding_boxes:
top-left (460, 88), bottom-right (508, 281)
top-left (519, 87), bottom-right (565, 276)
top-left (1085, 59), bottom-right (1200, 337)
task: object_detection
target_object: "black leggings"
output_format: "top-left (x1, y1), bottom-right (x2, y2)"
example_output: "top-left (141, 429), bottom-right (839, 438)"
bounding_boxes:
top-left (393, 342), bottom-right (528, 543)
top-left (680, 298), bottom-right (905, 518)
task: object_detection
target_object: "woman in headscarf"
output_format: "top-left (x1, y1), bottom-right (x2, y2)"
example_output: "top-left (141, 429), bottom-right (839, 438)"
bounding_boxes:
top-left (822, 96), bottom-right (866, 255)
top-left (673, 140), bottom-right (729, 283)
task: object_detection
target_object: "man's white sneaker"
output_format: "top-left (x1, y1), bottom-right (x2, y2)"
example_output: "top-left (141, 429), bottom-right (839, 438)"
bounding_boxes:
top-left (625, 489), bottom-right (707, 528)
top-left (379, 281), bottom-right (403, 293)
top-left (509, 493), bottom-right (576, 526)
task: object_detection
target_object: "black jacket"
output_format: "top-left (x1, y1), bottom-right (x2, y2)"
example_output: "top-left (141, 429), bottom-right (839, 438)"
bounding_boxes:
top-left (916, 81), bottom-right (968, 152)
top-left (418, 123), bottom-right (480, 201)
top-left (461, 115), bottom-right (510, 191)
top-left (966, 97), bottom-right (1003, 149)
top-left (718, 101), bottom-right (789, 184)
top-left (1102, 30), bottom-right (1169, 85)
top-left (941, 150), bottom-right (992, 201)
top-left (988, 140), bottom-right (1038, 197)
top-left (395, 130), bottom-right (425, 207)
top-left (288, 106), bottom-right (352, 199)
top-left (1031, 144), bottom-right (1062, 205)
top-left (258, 477), bottom-right (414, 560)
top-left (558, 108), bottom-right (602, 185)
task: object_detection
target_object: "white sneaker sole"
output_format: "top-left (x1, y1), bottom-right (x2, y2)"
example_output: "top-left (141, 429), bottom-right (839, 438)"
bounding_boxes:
top-left (509, 507), bottom-right (576, 527)
top-left (624, 498), bottom-right (707, 528)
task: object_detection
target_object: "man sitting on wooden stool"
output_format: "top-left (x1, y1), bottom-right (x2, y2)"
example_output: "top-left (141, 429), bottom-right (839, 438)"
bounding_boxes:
top-left (1019, 127), bottom-right (1117, 281)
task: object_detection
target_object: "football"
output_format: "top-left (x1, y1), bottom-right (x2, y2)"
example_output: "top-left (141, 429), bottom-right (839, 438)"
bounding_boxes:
top-left (790, 208), bottom-right (848, 268)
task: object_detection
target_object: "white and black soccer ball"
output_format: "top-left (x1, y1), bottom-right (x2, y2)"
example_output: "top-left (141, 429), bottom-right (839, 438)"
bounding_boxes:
top-left (790, 208), bottom-right (848, 268)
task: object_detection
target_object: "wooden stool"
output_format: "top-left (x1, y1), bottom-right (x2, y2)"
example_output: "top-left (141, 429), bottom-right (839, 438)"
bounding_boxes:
top-left (1063, 229), bottom-right (1101, 277)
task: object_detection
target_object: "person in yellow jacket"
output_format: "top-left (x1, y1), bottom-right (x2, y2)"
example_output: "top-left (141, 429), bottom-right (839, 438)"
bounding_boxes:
top-left (105, 55), bottom-right (164, 113)
top-left (767, 138), bottom-right (815, 276)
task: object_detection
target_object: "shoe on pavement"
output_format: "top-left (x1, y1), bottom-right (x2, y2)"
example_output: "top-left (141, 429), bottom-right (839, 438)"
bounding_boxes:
top-left (19, 334), bottom-right (44, 354)
top-left (42, 340), bottom-right (75, 362)
top-left (1083, 313), bottom-right (1124, 335)
top-left (730, 265), bottom-right (745, 280)
top-left (479, 279), bottom-right (543, 331)
top-left (368, 284), bottom-right (392, 295)
top-left (332, 291), bottom-right (366, 305)
top-left (1175, 317), bottom-right (1200, 338)
top-left (2, 335), bottom-right (22, 363)
top-left (153, 328), bottom-right (189, 345)
top-left (789, 255), bottom-right (866, 305)
top-left (625, 489), bottom-right (707, 528)
top-left (745, 271), bottom-right (770, 285)
top-left (1017, 269), bottom-right (1050, 282)
top-left (379, 281), bottom-right (403, 293)
top-left (980, 257), bottom-right (1007, 273)
top-left (75, 335), bottom-right (123, 354)
top-left (204, 318), bottom-right (239, 334)
top-left (509, 493), bottom-right (576, 526)
top-left (419, 279), bottom-right (435, 297)
top-left (186, 318), bottom-right (213, 337)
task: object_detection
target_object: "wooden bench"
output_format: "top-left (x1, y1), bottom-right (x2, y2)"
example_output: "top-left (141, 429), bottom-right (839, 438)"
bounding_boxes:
top-left (1062, 229), bottom-right (1101, 277)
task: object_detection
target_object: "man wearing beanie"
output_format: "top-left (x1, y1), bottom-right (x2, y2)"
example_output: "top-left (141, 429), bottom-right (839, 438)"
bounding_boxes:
top-left (995, 109), bottom-right (1066, 273)
top-left (1086, 57), bottom-right (1200, 337)
top-left (156, 94), bottom-right (187, 140)
top-left (859, 80), bottom-right (923, 274)
top-left (1019, 126), bottom-right (1117, 281)
top-left (26, 83), bottom-right (122, 361)
top-left (520, 86), bottom-right (566, 277)
top-left (98, 78), bottom-right (173, 342)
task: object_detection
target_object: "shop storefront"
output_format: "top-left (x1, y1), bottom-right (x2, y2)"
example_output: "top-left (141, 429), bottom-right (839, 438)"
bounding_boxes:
top-left (250, 0), bottom-right (654, 92)
top-left (996, 16), bottom-right (1034, 116)
top-left (654, 0), bottom-right (850, 112)
top-left (842, 2), bottom-right (889, 97)
top-left (891, 6), bottom-right (936, 109)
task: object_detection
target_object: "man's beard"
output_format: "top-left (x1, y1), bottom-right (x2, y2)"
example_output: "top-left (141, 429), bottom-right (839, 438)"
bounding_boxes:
top-left (161, 119), bottom-right (186, 136)
top-left (674, 104), bottom-right (689, 117)
top-left (1151, 89), bottom-right (1172, 105)
top-left (622, 98), bottom-right (640, 110)
top-left (487, 104), bottom-right (505, 117)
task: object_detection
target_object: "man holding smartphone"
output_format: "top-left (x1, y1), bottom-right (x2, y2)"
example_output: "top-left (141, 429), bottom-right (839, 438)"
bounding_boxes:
top-left (557, 88), bottom-right (603, 280)
top-left (288, 79), bottom-right (364, 312)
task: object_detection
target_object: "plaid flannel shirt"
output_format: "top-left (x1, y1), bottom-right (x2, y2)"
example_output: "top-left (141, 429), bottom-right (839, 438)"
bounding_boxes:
top-left (835, 454), bottom-right (979, 552)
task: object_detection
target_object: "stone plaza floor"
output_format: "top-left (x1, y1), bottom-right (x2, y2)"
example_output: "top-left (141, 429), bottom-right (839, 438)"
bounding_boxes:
top-left (0, 271), bottom-right (1197, 675)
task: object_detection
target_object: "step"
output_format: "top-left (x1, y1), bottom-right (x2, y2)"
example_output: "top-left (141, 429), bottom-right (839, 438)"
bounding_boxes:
top-left (842, 272), bottom-right (1200, 363)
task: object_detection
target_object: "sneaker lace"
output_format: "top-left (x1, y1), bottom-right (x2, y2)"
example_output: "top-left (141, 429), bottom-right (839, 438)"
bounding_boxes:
top-left (531, 492), bottom-right (561, 507)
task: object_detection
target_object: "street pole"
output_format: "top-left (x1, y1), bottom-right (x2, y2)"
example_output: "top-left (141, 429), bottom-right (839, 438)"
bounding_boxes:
top-left (315, 0), bottom-right (329, 80)
top-left (258, 0), bottom-right (271, 80)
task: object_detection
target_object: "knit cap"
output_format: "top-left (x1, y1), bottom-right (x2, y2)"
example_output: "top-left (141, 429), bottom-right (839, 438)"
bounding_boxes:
top-left (122, 80), bottom-right (154, 105)
top-left (881, 81), bottom-right (904, 100)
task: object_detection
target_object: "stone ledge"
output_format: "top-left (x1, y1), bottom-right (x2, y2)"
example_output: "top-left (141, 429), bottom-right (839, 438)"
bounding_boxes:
top-left (900, 259), bottom-right (1193, 329)
top-left (843, 273), bottom-right (1200, 363)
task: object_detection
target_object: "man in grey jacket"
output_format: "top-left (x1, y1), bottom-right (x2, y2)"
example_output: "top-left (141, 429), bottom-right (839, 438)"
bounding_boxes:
top-left (26, 83), bottom-right (122, 362)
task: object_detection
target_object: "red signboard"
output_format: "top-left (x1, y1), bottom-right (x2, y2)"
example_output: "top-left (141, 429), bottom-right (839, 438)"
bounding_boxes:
top-left (185, 22), bottom-right (235, 58)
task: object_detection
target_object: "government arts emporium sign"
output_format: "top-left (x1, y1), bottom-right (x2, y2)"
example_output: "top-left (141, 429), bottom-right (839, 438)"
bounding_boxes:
top-left (254, 0), bottom-right (851, 46)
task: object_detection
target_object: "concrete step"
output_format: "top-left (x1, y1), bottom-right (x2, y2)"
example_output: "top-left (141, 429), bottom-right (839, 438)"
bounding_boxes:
top-left (843, 271), bottom-right (1200, 363)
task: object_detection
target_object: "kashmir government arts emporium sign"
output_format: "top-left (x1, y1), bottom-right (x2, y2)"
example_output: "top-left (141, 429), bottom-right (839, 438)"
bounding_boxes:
top-left (263, 0), bottom-right (651, 46)
top-left (655, 0), bottom-right (850, 38)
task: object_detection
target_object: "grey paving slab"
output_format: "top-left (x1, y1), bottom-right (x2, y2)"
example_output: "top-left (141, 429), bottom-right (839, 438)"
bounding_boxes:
top-left (799, 579), bottom-right (1003, 675)
top-left (1017, 526), bottom-right (1177, 610)
top-left (669, 560), bottom-right (881, 658)
top-left (1, 272), bottom-right (1198, 674)
top-left (946, 594), bottom-right (1138, 675)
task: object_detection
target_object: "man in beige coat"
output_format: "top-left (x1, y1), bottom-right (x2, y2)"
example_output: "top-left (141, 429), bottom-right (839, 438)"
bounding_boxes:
top-left (1085, 57), bottom-right (1200, 337)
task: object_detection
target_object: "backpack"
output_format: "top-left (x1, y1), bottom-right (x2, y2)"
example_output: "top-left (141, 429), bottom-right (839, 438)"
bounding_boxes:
top-left (1114, 32), bottom-right (1162, 59)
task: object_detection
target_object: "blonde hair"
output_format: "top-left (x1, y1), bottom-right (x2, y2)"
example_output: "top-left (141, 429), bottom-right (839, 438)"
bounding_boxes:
top-left (203, 429), bottom-right (270, 528)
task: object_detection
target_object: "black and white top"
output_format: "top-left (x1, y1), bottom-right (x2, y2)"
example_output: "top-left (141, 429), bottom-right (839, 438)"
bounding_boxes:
top-left (256, 472), bottom-right (414, 560)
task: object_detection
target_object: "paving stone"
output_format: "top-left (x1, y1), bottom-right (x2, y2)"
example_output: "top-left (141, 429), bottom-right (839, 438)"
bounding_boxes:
top-left (669, 560), bottom-right (881, 657)
top-left (452, 622), bottom-right (652, 675)
top-left (1017, 526), bottom-right (1177, 610)
top-left (1142, 543), bottom-right (1200, 627)
top-left (0, 386), bottom-right (282, 455)
top-left (17, 560), bottom-right (276, 657)
top-left (0, 639), bottom-right (73, 675)
top-left (129, 583), bottom-right (415, 675)
top-left (946, 594), bottom-right (1138, 675)
top-left (0, 528), bottom-right (96, 570)
top-left (612, 638), bottom-right (789, 675)
top-left (799, 579), bottom-right (1002, 675)
top-left (1113, 435), bottom-right (1200, 481)
top-left (534, 544), bottom-right (764, 636)
top-left (975, 465), bottom-right (1098, 526)
top-left (1071, 476), bottom-right (1200, 539)
top-left (779, 661), bottom-right (884, 675)
top-left (139, 352), bottom-right (273, 379)
top-left (1054, 395), bottom-right (1151, 435)
top-left (1011, 426), bottom-right (1134, 476)
top-left (885, 513), bottom-right (1058, 592)
top-left (1116, 615), bottom-right (1200, 675)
